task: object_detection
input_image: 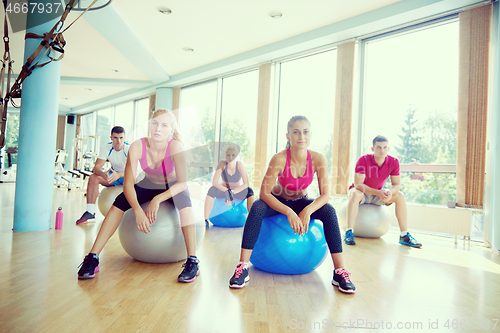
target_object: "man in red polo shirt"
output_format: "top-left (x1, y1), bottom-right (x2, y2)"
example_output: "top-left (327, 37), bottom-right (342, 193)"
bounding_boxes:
top-left (344, 135), bottom-right (422, 248)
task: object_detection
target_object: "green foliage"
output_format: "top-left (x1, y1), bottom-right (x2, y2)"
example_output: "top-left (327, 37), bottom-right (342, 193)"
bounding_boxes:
top-left (395, 107), bottom-right (430, 163)
top-left (399, 173), bottom-right (456, 205)
top-left (396, 107), bottom-right (457, 165)
top-left (197, 109), bottom-right (251, 159)
top-left (391, 107), bottom-right (458, 205)
top-left (189, 110), bottom-right (253, 184)
top-left (421, 110), bottom-right (457, 164)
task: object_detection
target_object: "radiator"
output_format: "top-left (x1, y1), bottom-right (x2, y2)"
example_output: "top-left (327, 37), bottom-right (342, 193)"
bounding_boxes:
top-left (391, 203), bottom-right (472, 243)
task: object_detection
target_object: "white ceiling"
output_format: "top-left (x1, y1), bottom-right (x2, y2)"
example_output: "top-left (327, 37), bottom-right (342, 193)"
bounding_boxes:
top-left (111, 0), bottom-right (401, 75)
top-left (4, 0), bottom-right (484, 113)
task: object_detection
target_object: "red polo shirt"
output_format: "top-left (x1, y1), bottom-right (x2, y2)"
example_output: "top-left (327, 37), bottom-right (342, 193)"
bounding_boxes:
top-left (352, 154), bottom-right (400, 190)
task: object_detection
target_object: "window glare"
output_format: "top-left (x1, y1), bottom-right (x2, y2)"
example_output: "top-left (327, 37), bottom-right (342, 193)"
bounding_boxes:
top-left (363, 21), bottom-right (458, 165)
top-left (221, 70), bottom-right (259, 186)
top-left (278, 50), bottom-right (337, 157)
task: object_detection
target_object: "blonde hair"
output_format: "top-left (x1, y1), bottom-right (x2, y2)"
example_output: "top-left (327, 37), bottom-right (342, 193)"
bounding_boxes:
top-left (226, 144), bottom-right (240, 156)
top-left (286, 115), bottom-right (310, 149)
top-left (150, 109), bottom-right (182, 143)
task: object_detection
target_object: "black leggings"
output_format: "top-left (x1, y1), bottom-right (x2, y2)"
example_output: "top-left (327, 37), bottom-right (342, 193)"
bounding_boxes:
top-left (207, 186), bottom-right (254, 200)
top-left (113, 177), bottom-right (192, 211)
top-left (241, 195), bottom-right (343, 254)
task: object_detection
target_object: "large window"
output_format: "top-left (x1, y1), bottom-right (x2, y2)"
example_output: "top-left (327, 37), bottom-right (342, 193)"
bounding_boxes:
top-left (115, 101), bottom-right (134, 143)
top-left (361, 21), bottom-right (459, 205)
top-left (180, 81), bottom-right (218, 182)
top-left (220, 70), bottom-right (259, 186)
top-left (133, 97), bottom-right (150, 142)
top-left (81, 112), bottom-right (96, 153)
top-left (96, 107), bottom-right (114, 150)
top-left (278, 50), bottom-right (337, 155)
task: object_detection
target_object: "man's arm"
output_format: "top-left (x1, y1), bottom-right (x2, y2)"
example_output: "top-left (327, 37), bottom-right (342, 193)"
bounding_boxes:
top-left (353, 172), bottom-right (384, 197)
top-left (92, 158), bottom-right (108, 179)
top-left (389, 175), bottom-right (401, 194)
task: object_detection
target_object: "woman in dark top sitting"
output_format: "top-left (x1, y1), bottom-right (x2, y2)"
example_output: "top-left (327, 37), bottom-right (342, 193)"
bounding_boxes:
top-left (204, 144), bottom-right (255, 228)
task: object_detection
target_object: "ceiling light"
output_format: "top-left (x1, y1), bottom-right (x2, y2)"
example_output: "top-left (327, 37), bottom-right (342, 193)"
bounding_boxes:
top-left (269, 10), bottom-right (282, 19)
top-left (156, 7), bottom-right (172, 15)
top-left (111, 69), bottom-right (119, 73)
top-left (85, 88), bottom-right (92, 91)
top-left (183, 47), bottom-right (194, 52)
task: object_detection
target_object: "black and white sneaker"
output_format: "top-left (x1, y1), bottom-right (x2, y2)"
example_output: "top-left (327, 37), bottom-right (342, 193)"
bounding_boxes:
top-left (332, 268), bottom-right (356, 294)
top-left (177, 257), bottom-right (200, 283)
top-left (229, 262), bottom-right (250, 289)
top-left (78, 253), bottom-right (99, 279)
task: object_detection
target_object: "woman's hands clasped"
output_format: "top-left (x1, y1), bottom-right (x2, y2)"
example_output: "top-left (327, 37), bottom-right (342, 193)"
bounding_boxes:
top-left (134, 197), bottom-right (161, 234)
top-left (286, 208), bottom-right (311, 236)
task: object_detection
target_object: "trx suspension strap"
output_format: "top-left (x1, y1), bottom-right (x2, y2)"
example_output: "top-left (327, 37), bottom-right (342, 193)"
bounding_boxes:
top-left (0, 0), bottom-right (99, 149)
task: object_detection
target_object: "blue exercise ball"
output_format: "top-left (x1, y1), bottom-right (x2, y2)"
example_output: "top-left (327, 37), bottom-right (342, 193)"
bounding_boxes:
top-left (250, 214), bottom-right (328, 275)
top-left (209, 198), bottom-right (248, 228)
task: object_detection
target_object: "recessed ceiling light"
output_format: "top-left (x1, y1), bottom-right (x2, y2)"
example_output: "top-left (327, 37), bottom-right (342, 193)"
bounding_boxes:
top-left (183, 47), bottom-right (194, 52)
top-left (156, 7), bottom-right (172, 14)
top-left (111, 69), bottom-right (119, 73)
top-left (269, 10), bottom-right (282, 19)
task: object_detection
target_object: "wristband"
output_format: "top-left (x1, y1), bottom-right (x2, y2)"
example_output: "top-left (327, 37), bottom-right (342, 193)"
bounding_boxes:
top-left (226, 189), bottom-right (234, 202)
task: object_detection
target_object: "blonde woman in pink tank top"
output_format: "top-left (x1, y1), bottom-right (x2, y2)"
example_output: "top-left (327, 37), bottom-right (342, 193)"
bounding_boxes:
top-left (77, 109), bottom-right (201, 283)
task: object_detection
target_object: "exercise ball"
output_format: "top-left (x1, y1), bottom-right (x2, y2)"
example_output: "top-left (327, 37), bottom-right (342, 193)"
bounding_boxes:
top-left (337, 201), bottom-right (393, 238)
top-left (209, 198), bottom-right (248, 228)
top-left (97, 185), bottom-right (123, 216)
top-left (119, 200), bottom-right (205, 263)
top-left (250, 214), bottom-right (328, 275)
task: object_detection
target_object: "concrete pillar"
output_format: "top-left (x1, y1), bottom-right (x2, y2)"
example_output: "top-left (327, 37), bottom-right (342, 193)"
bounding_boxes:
top-left (155, 87), bottom-right (173, 110)
top-left (13, 7), bottom-right (62, 231)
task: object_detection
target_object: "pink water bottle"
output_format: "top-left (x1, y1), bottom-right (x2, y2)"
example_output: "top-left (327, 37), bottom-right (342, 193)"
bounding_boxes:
top-left (55, 207), bottom-right (63, 229)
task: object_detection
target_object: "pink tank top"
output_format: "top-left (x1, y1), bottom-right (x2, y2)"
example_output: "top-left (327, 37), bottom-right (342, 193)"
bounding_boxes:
top-left (140, 138), bottom-right (175, 177)
top-left (278, 149), bottom-right (314, 191)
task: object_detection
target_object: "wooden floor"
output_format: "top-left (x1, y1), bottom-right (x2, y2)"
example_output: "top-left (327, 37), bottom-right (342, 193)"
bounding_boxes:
top-left (1, 183), bottom-right (499, 333)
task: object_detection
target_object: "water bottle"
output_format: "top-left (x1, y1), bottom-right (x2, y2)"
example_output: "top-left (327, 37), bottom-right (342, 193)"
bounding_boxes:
top-left (55, 207), bottom-right (63, 229)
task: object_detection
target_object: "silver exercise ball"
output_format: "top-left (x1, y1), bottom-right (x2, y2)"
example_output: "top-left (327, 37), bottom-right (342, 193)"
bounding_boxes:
top-left (119, 200), bottom-right (205, 263)
top-left (338, 201), bottom-right (393, 238)
top-left (98, 185), bottom-right (124, 216)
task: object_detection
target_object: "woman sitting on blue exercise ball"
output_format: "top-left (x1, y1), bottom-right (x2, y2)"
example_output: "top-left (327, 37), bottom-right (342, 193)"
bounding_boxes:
top-left (204, 144), bottom-right (255, 228)
top-left (228, 115), bottom-right (355, 293)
